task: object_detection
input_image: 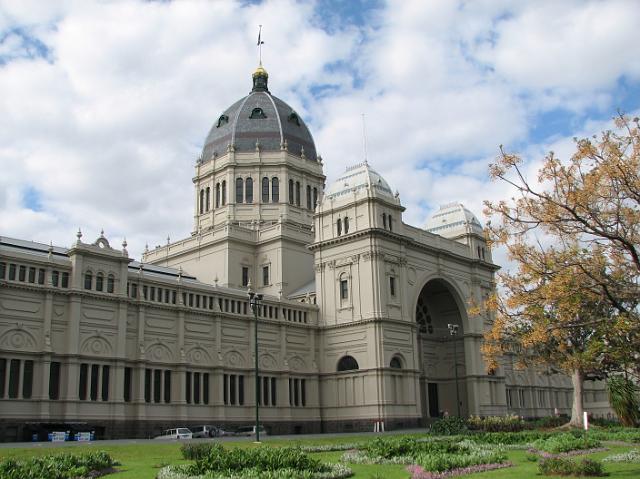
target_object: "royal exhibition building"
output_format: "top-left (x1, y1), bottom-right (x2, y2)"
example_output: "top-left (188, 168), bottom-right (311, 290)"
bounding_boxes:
top-left (0, 66), bottom-right (611, 441)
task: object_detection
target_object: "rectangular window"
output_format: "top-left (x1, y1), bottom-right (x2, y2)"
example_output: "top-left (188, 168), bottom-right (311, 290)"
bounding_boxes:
top-left (142, 285), bottom-right (148, 300)
top-left (229, 374), bottom-right (236, 405)
top-left (389, 277), bottom-right (396, 297)
top-left (84, 273), bottom-right (92, 290)
top-left (8, 359), bottom-right (20, 398)
top-left (101, 365), bottom-right (110, 401)
top-left (172, 291), bottom-right (177, 304)
top-left (9, 263), bottom-right (16, 280)
top-left (340, 279), bottom-right (348, 300)
top-left (145, 369), bottom-right (152, 403)
top-left (301, 379), bottom-right (306, 406)
top-left (49, 362), bottom-right (60, 400)
top-left (271, 377), bottom-right (277, 406)
top-left (203, 373), bottom-right (209, 405)
top-left (262, 266), bottom-right (269, 286)
top-left (506, 389), bottom-right (512, 408)
top-left (165, 290), bottom-right (170, 303)
top-left (242, 267), bottom-right (249, 287)
top-left (189, 293), bottom-right (193, 307)
top-left (293, 378), bottom-right (299, 406)
top-left (28, 267), bottom-right (35, 283)
top-left (124, 367), bottom-right (132, 402)
top-left (61, 272), bottom-right (69, 288)
top-left (164, 370), bottom-right (171, 403)
top-left (0, 358), bottom-right (6, 397)
top-left (51, 270), bottom-right (59, 287)
top-left (22, 360), bottom-right (33, 399)
top-left (131, 283), bottom-right (138, 298)
top-left (223, 374), bottom-right (229, 405)
top-left (19, 265), bottom-right (26, 281)
top-left (150, 287), bottom-right (155, 301)
top-left (79, 363), bottom-right (88, 401)
top-left (38, 268), bottom-right (45, 285)
top-left (238, 375), bottom-right (244, 405)
top-left (154, 369), bottom-right (161, 403)
top-left (0, 262), bottom-right (5, 279)
top-left (186, 372), bottom-right (192, 404)
top-left (289, 378), bottom-right (293, 406)
top-left (194, 372), bottom-right (201, 404)
top-left (90, 364), bottom-right (99, 401)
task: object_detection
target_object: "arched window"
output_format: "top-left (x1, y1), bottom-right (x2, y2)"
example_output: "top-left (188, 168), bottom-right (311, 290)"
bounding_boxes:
top-left (295, 181), bottom-right (301, 206)
top-left (205, 187), bottom-right (210, 211)
top-left (236, 178), bottom-right (244, 203)
top-left (107, 274), bottom-right (115, 293)
top-left (388, 215), bottom-right (393, 231)
top-left (215, 183), bottom-right (221, 208)
top-left (246, 178), bottom-right (253, 203)
top-left (96, 273), bottom-right (104, 292)
top-left (199, 189), bottom-right (205, 214)
top-left (337, 355), bottom-right (359, 371)
top-left (272, 177), bottom-right (279, 203)
top-left (221, 180), bottom-right (227, 205)
top-left (313, 188), bottom-right (318, 209)
top-left (262, 177), bottom-right (270, 203)
top-left (84, 272), bottom-right (92, 290)
top-left (344, 216), bottom-right (349, 234)
top-left (289, 179), bottom-right (294, 204)
top-left (306, 185), bottom-right (312, 209)
top-left (337, 218), bottom-right (342, 236)
top-left (382, 213), bottom-right (387, 229)
top-left (390, 356), bottom-right (403, 369)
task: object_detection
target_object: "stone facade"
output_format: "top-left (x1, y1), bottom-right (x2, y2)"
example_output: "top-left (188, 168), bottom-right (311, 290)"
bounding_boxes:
top-left (0, 67), bottom-right (610, 442)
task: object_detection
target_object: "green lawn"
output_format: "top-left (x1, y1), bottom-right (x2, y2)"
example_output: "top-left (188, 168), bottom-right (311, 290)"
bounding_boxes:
top-left (1, 435), bottom-right (639, 479)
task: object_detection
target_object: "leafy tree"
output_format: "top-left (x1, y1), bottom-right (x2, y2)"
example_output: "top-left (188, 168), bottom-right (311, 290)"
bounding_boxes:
top-left (481, 114), bottom-right (640, 427)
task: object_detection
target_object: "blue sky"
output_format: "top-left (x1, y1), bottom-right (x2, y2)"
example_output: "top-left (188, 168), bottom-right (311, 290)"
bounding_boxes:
top-left (1, 0), bottom-right (639, 260)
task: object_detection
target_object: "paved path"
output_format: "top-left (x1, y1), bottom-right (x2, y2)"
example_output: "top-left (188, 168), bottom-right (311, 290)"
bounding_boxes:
top-left (0, 428), bottom-right (428, 449)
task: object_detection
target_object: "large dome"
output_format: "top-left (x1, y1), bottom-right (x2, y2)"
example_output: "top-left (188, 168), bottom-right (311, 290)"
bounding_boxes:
top-left (201, 66), bottom-right (317, 161)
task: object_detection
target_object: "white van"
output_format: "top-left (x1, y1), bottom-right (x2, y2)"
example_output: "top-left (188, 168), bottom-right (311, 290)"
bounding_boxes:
top-left (154, 427), bottom-right (193, 440)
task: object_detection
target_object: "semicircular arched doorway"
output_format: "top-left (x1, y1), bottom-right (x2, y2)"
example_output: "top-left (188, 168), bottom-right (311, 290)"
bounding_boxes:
top-left (415, 278), bottom-right (468, 421)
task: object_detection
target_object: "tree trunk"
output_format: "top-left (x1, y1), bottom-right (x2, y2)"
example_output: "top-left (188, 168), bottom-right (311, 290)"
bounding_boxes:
top-left (569, 369), bottom-right (584, 428)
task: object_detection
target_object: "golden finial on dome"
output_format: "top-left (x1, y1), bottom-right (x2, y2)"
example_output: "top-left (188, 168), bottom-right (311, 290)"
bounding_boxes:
top-left (253, 64), bottom-right (268, 78)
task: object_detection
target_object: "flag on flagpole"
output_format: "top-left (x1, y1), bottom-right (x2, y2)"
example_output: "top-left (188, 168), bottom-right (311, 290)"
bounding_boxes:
top-left (257, 26), bottom-right (264, 46)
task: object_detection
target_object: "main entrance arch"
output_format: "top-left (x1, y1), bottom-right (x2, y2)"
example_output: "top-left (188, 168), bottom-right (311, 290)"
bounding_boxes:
top-left (415, 278), bottom-right (469, 421)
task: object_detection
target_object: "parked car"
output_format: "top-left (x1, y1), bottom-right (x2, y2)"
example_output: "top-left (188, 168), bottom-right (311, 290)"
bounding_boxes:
top-left (234, 425), bottom-right (267, 437)
top-left (191, 425), bottom-right (226, 438)
top-left (154, 428), bottom-right (193, 440)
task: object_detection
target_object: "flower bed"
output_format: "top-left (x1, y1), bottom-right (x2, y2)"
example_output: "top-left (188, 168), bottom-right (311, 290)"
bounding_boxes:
top-left (407, 462), bottom-right (513, 479)
top-left (531, 433), bottom-right (601, 454)
top-left (538, 457), bottom-right (606, 477)
top-left (603, 449), bottom-right (640, 463)
top-left (340, 437), bottom-right (507, 473)
top-left (0, 451), bottom-right (117, 479)
top-left (160, 444), bottom-right (352, 479)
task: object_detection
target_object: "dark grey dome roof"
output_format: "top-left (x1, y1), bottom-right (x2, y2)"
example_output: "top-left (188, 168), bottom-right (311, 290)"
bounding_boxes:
top-left (201, 67), bottom-right (317, 161)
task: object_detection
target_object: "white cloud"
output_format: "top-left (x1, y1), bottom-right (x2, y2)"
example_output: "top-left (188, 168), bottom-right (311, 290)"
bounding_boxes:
top-left (0, 0), bottom-right (638, 264)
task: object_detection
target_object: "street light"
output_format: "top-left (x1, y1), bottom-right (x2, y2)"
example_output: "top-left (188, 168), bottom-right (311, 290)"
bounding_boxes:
top-left (248, 282), bottom-right (263, 442)
top-left (448, 323), bottom-right (461, 417)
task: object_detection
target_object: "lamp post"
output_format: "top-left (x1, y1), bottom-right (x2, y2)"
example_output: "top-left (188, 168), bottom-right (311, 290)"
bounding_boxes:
top-left (448, 323), bottom-right (461, 417)
top-left (248, 282), bottom-right (263, 442)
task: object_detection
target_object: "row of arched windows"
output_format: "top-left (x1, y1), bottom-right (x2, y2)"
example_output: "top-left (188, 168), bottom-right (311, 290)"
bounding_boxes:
top-left (200, 177), bottom-right (318, 212)
top-left (336, 216), bottom-right (350, 236)
top-left (288, 180), bottom-right (318, 210)
top-left (84, 271), bottom-right (115, 293)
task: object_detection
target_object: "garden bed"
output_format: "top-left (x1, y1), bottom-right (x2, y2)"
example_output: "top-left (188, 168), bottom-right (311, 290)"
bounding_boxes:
top-left (0, 450), bottom-right (117, 479)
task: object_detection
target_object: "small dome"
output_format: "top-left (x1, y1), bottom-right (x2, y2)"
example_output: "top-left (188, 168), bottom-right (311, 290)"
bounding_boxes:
top-left (201, 67), bottom-right (317, 161)
top-left (425, 203), bottom-right (484, 238)
top-left (324, 162), bottom-right (394, 201)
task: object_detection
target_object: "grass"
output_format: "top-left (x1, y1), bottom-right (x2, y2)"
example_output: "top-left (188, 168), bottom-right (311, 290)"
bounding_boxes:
top-left (1, 434), bottom-right (640, 479)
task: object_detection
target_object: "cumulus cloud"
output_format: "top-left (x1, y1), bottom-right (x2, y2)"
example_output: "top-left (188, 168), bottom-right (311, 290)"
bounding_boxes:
top-left (0, 0), bottom-right (638, 262)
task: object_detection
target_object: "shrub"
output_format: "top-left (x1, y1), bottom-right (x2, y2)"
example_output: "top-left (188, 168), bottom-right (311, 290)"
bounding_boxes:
top-left (608, 375), bottom-right (640, 427)
top-left (468, 430), bottom-right (555, 445)
top-left (181, 443), bottom-right (215, 460)
top-left (159, 462), bottom-right (352, 479)
top-left (533, 416), bottom-right (569, 429)
top-left (0, 451), bottom-right (115, 479)
top-left (467, 415), bottom-right (527, 432)
top-left (429, 417), bottom-right (467, 435)
top-left (538, 457), bottom-right (605, 476)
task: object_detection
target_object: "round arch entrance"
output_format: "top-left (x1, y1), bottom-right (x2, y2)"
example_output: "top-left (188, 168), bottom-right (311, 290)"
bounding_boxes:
top-left (415, 278), bottom-right (468, 420)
